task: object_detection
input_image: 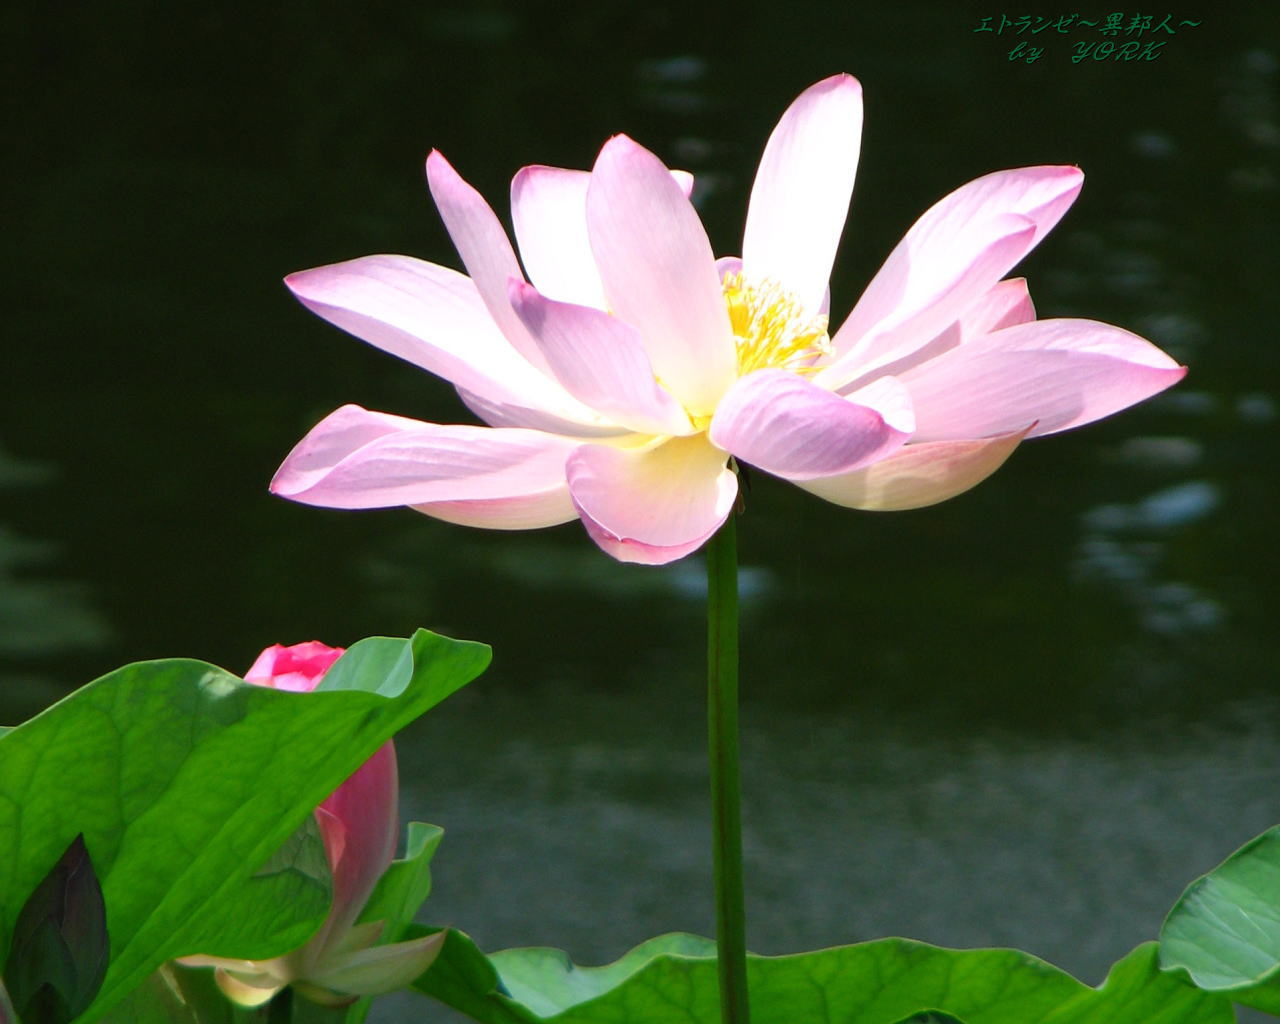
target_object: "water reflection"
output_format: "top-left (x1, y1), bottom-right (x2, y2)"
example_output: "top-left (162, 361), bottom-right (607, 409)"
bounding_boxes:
top-left (1083, 479), bottom-right (1221, 532)
top-left (0, 525), bottom-right (110, 658)
top-left (385, 686), bottom-right (1280, 1023)
top-left (635, 55), bottom-right (714, 115)
top-left (0, 446), bottom-right (110, 723)
top-left (5, 6), bottom-right (1277, 1021)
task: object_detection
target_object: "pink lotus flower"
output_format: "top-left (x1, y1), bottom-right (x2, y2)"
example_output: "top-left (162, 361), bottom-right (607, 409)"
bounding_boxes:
top-left (272, 74), bottom-right (1185, 565)
top-left (179, 642), bottom-right (443, 1007)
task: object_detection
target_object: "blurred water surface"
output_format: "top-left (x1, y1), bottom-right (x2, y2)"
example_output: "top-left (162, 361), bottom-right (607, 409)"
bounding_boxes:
top-left (4, 4), bottom-right (1277, 1020)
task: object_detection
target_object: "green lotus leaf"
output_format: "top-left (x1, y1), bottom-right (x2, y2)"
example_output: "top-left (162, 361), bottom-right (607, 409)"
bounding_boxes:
top-left (1160, 824), bottom-right (1280, 1012)
top-left (415, 932), bottom-right (1228, 1024)
top-left (0, 630), bottom-right (489, 1023)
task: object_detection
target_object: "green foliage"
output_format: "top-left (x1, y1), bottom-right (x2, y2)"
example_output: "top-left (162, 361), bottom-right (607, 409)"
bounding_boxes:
top-left (3, 835), bottom-right (108, 1023)
top-left (1043, 944), bottom-right (1231, 1024)
top-left (414, 928), bottom-right (526, 1024)
top-left (415, 933), bottom-right (1231, 1024)
top-left (1160, 825), bottom-right (1280, 1012)
top-left (334, 821), bottom-right (447, 1024)
top-left (0, 630), bottom-right (489, 1023)
top-left (891, 1015), bottom-right (967, 1024)
top-left (359, 822), bottom-right (442, 943)
top-left (100, 964), bottom-right (241, 1024)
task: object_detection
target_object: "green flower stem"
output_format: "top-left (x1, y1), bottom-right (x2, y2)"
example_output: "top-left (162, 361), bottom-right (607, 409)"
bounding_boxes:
top-left (706, 515), bottom-right (750, 1024)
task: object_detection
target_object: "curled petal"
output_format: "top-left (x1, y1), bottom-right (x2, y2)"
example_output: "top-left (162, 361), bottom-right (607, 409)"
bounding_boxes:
top-left (213, 968), bottom-right (285, 1008)
top-left (304, 930), bottom-right (446, 999)
top-left (576, 525), bottom-right (717, 566)
top-left (587, 135), bottom-right (736, 414)
top-left (834, 277), bottom-right (1039, 394)
top-left (823, 165), bottom-right (1084, 386)
top-left (509, 281), bottom-right (692, 436)
top-left (958, 277), bottom-right (1036, 339)
top-left (271, 405), bottom-right (578, 509)
top-left (511, 166), bottom-right (608, 309)
top-left (901, 319), bottom-right (1187, 441)
top-left (285, 256), bottom-right (606, 431)
top-left (271, 404), bottom-right (420, 496)
top-left (425, 150), bottom-right (552, 376)
top-left (567, 435), bottom-right (736, 563)
top-left (743, 73), bottom-right (862, 314)
top-left (709, 370), bottom-right (912, 481)
top-left (798, 429), bottom-right (1028, 511)
top-left (820, 215), bottom-right (1037, 391)
top-left (176, 954), bottom-right (260, 971)
top-left (511, 166), bottom-right (693, 310)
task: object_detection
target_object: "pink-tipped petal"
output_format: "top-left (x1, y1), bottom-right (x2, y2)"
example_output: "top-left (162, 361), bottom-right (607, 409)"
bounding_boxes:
top-left (709, 369), bottom-right (913, 481)
top-left (509, 281), bottom-right (692, 436)
top-left (824, 165), bottom-right (1084, 385)
top-left (270, 404), bottom-right (424, 497)
top-left (425, 151), bottom-right (553, 376)
top-left (716, 256), bottom-right (744, 280)
top-left (820, 214), bottom-right (1038, 391)
top-left (901, 319), bottom-right (1187, 441)
top-left (844, 375), bottom-right (918, 434)
top-left (510, 165), bottom-right (694, 310)
top-left (742, 74), bottom-right (863, 314)
top-left (798, 429), bottom-right (1028, 511)
top-left (271, 405), bottom-right (579, 509)
top-left (830, 277), bottom-right (1041, 394)
top-left (567, 435), bottom-right (736, 562)
top-left (575, 521), bottom-right (719, 565)
top-left (958, 277), bottom-right (1036, 339)
top-left (245, 642), bottom-right (345, 693)
top-left (285, 256), bottom-right (606, 431)
top-left (587, 135), bottom-right (736, 414)
top-left (510, 166), bottom-right (608, 309)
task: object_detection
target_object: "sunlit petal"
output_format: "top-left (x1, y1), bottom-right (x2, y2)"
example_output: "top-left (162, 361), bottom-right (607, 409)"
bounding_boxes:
top-left (426, 150), bottom-right (552, 376)
top-left (213, 969), bottom-right (285, 1008)
top-left (511, 166), bottom-right (608, 310)
top-left (902, 319), bottom-right (1186, 440)
top-left (271, 405), bottom-right (578, 509)
top-left (511, 165), bottom-right (694, 310)
top-left (822, 165), bottom-right (1084, 387)
top-left (798, 429), bottom-right (1028, 510)
top-left (587, 135), bottom-right (736, 414)
top-left (567, 435), bottom-right (735, 560)
top-left (958, 277), bottom-right (1036, 339)
top-left (709, 369), bottom-right (912, 480)
top-left (286, 255), bottom-right (607, 430)
top-left (743, 73), bottom-right (862, 313)
top-left (509, 281), bottom-right (693, 436)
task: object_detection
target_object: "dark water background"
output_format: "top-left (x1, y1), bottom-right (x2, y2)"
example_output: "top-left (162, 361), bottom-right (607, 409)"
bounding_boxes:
top-left (4, 4), bottom-right (1279, 1021)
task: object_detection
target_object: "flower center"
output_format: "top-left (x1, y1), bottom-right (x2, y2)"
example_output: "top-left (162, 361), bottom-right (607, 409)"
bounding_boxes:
top-left (722, 271), bottom-right (832, 377)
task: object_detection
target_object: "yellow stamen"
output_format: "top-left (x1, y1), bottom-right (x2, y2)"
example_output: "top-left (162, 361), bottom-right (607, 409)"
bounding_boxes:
top-left (721, 271), bottom-right (832, 377)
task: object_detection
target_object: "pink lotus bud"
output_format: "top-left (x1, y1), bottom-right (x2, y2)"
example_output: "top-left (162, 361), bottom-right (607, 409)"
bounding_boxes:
top-left (244, 640), bottom-right (346, 692)
top-left (178, 642), bottom-right (443, 1007)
